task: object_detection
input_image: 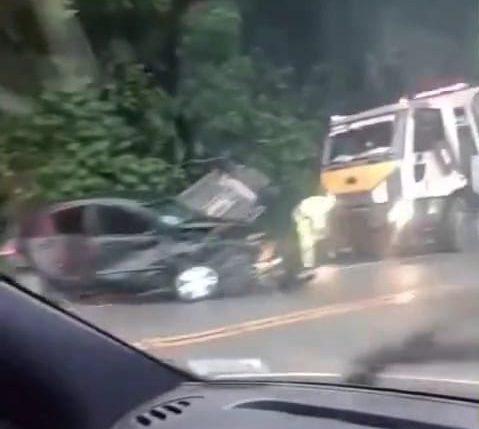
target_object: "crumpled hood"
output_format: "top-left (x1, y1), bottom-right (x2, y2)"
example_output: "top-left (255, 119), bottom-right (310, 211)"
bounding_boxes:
top-left (177, 166), bottom-right (270, 223)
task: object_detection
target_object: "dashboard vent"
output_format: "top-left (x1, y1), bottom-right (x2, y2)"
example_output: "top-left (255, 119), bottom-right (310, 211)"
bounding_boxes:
top-left (135, 397), bottom-right (201, 427)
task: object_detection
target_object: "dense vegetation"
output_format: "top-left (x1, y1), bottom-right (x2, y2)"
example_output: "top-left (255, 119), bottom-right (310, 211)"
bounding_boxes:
top-left (0, 0), bottom-right (476, 212)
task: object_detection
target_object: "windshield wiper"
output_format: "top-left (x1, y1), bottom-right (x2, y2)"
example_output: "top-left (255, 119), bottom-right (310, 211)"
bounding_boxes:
top-left (329, 155), bottom-right (355, 165)
top-left (349, 147), bottom-right (393, 162)
top-left (328, 148), bottom-right (393, 168)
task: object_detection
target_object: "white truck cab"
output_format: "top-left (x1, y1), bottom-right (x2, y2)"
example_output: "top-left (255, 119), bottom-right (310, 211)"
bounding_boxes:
top-left (319, 83), bottom-right (479, 257)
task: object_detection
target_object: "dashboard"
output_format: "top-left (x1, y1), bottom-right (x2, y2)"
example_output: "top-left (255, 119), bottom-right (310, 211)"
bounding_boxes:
top-left (113, 381), bottom-right (478, 429)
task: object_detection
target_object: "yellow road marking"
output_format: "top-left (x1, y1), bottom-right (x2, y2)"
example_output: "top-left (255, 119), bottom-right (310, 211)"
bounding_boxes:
top-left (136, 290), bottom-right (416, 350)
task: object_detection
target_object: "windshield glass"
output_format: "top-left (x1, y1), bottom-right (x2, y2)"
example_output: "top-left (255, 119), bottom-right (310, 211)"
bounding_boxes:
top-left (147, 200), bottom-right (198, 226)
top-left (2, 0), bottom-right (479, 398)
top-left (326, 115), bottom-right (401, 165)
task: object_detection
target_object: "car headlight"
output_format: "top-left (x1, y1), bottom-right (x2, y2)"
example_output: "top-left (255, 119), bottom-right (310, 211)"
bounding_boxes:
top-left (371, 181), bottom-right (388, 204)
top-left (388, 199), bottom-right (414, 228)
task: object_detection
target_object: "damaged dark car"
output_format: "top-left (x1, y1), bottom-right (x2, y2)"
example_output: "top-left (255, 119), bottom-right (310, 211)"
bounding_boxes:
top-left (17, 166), bottom-right (296, 303)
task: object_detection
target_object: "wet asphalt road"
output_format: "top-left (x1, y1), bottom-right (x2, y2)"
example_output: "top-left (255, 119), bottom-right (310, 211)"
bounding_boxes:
top-left (18, 250), bottom-right (479, 387)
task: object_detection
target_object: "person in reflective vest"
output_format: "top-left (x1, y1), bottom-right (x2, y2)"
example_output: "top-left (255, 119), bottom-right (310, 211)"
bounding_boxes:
top-left (292, 195), bottom-right (335, 269)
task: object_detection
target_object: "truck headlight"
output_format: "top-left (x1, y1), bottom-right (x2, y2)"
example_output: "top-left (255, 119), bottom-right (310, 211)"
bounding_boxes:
top-left (371, 181), bottom-right (388, 204)
top-left (388, 199), bottom-right (414, 228)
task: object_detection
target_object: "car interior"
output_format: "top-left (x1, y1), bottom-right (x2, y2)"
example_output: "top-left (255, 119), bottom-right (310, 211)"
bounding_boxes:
top-left (0, 275), bottom-right (477, 429)
top-left (0, 275), bottom-right (190, 429)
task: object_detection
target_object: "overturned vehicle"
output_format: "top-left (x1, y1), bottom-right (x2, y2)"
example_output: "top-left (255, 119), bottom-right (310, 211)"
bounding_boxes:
top-left (18, 164), bottom-right (298, 302)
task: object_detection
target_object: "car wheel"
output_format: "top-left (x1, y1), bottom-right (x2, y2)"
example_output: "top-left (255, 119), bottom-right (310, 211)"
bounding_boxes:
top-left (174, 264), bottom-right (219, 302)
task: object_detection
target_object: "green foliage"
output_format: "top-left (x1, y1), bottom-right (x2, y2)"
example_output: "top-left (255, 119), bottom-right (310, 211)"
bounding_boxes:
top-left (0, 65), bottom-right (185, 203)
top-left (66, 0), bottom-right (137, 13)
top-left (152, 0), bottom-right (174, 14)
top-left (1, 0), bottom-right (325, 212)
top-left (181, 0), bottom-right (240, 64)
top-left (105, 64), bottom-right (181, 159)
top-left (181, 56), bottom-right (322, 196)
top-left (180, 0), bottom-right (323, 198)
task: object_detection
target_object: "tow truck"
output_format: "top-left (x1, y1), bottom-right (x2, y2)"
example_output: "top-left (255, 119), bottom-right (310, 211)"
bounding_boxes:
top-left (316, 83), bottom-right (479, 258)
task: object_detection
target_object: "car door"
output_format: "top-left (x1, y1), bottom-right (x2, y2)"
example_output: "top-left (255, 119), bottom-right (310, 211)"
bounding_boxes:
top-left (90, 201), bottom-right (165, 292)
top-left (24, 202), bottom-right (95, 284)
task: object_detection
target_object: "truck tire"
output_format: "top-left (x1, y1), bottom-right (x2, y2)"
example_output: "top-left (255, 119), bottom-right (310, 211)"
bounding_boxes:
top-left (354, 230), bottom-right (387, 259)
top-left (436, 195), bottom-right (468, 252)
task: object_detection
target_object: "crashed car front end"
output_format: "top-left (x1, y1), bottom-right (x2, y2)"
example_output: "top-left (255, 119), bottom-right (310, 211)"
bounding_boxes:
top-left (166, 221), bottom-right (287, 300)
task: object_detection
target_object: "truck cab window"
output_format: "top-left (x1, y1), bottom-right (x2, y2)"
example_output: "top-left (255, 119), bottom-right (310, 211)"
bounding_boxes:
top-left (471, 94), bottom-right (479, 134)
top-left (455, 107), bottom-right (477, 179)
top-left (454, 107), bottom-right (477, 152)
top-left (329, 119), bottom-right (394, 162)
top-left (414, 108), bottom-right (446, 153)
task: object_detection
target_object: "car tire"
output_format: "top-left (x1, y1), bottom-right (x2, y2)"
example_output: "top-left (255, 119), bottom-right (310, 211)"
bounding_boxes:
top-left (436, 195), bottom-right (468, 253)
top-left (174, 263), bottom-right (220, 303)
top-left (174, 247), bottom-right (257, 302)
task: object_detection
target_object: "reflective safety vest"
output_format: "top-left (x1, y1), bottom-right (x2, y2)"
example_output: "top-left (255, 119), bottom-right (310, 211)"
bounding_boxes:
top-left (293, 196), bottom-right (333, 268)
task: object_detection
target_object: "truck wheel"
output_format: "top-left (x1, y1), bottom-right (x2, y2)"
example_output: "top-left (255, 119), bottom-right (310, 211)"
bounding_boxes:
top-left (436, 195), bottom-right (468, 252)
top-left (355, 232), bottom-right (386, 260)
top-left (314, 238), bottom-right (335, 265)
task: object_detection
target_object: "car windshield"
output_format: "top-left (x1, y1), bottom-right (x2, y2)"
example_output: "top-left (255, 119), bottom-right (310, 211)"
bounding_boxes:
top-left (147, 200), bottom-right (198, 226)
top-left (2, 0), bottom-right (479, 398)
